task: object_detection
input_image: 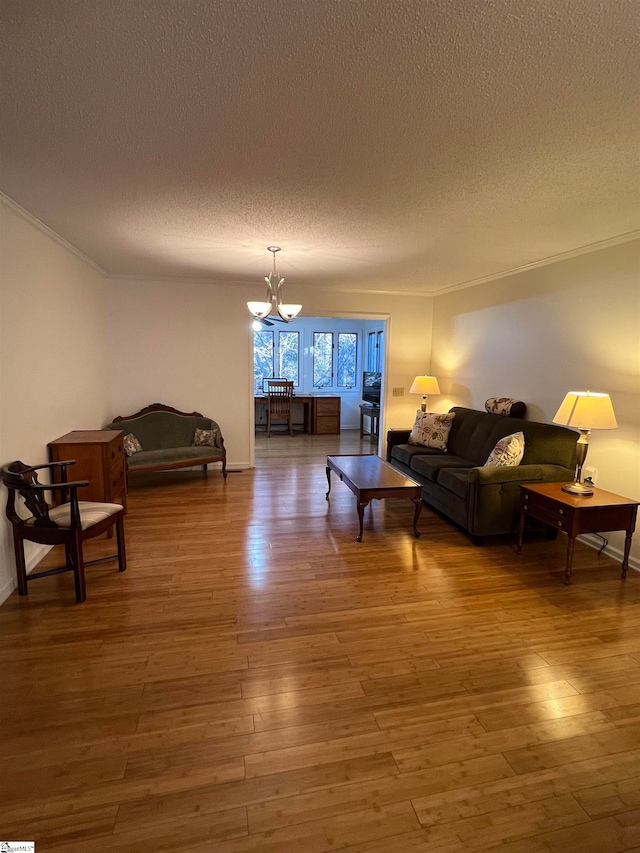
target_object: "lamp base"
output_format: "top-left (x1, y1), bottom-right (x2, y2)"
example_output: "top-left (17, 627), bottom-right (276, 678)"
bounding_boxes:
top-left (561, 481), bottom-right (594, 496)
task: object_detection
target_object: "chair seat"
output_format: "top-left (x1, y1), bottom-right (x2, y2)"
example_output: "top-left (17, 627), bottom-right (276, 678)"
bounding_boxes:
top-left (26, 501), bottom-right (124, 530)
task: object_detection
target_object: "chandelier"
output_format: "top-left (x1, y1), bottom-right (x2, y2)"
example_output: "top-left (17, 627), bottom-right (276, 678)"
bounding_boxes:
top-left (247, 246), bottom-right (302, 322)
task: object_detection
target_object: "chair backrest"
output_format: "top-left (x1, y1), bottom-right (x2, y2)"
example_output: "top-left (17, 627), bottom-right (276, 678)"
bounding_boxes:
top-left (267, 381), bottom-right (294, 416)
top-left (2, 462), bottom-right (56, 527)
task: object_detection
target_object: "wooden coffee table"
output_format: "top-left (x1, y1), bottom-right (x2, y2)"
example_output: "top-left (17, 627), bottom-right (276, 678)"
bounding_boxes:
top-left (326, 454), bottom-right (423, 541)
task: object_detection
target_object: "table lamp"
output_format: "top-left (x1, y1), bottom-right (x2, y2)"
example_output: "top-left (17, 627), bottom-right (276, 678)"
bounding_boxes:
top-left (409, 375), bottom-right (440, 412)
top-left (553, 390), bottom-right (617, 495)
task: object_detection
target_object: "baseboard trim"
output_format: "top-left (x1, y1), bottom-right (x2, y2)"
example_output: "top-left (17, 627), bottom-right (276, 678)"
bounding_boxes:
top-left (578, 533), bottom-right (640, 574)
top-left (0, 544), bottom-right (52, 606)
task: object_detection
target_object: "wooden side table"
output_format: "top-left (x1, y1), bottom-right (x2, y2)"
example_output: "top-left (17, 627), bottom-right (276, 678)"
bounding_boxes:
top-left (517, 482), bottom-right (639, 584)
top-left (359, 404), bottom-right (380, 440)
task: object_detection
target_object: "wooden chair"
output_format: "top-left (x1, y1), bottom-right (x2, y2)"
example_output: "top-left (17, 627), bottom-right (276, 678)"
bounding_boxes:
top-left (2, 460), bottom-right (127, 603)
top-left (266, 380), bottom-right (294, 436)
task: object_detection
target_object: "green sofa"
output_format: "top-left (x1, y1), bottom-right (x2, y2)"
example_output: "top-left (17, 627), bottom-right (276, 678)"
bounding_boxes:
top-left (105, 403), bottom-right (226, 481)
top-left (387, 406), bottom-right (577, 541)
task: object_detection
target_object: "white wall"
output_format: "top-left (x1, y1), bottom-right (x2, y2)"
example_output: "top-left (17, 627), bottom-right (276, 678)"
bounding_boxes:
top-left (106, 280), bottom-right (435, 465)
top-left (0, 200), bottom-right (112, 602)
top-left (431, 238), bottom-right (640, 567)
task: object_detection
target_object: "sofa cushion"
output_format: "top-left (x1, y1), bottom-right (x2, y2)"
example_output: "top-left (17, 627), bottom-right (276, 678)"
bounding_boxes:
top-left (390, 443), bottom-right (441, 468)
top-left (410, 453), bottom-right (474, 483)
top-left (437, 467), bottom-right (471, 500)
top-left (123, 433), bottom-right (142, 457)
top-left (485, 398), bottom-right (527, 418)
top-left (446, 407), bottom-right (498, 463)
top-left (485, 431), bottom-right (525, 467)
top-left (408, 411), bottom-right (455, 451)
top-left (193, 427), bottom-right (218, 447)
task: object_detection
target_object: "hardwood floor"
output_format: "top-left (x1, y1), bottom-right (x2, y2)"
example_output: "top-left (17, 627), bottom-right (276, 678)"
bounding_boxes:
top-left (1, 430), bottom-right (640, 852)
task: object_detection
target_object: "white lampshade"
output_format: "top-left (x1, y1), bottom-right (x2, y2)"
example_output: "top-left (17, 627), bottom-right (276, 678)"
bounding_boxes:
top-left (553, 391), bottom-right (617, 430)
top-left (409, 375), bottom-right (441, 396)
top-left (247, 300), bottom-right (272, 319)
top-left (277, 303), bottom-right (302, 321)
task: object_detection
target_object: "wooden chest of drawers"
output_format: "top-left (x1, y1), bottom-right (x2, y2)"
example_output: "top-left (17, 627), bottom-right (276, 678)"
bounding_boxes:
top-left (48, 430), bottom-right (127, 510)
top-left (311, 397), bottom-right (341, 435)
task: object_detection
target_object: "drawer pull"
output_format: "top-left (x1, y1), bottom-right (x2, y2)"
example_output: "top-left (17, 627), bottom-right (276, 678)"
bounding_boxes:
top-left (559, 509), bottom-right (564, 515)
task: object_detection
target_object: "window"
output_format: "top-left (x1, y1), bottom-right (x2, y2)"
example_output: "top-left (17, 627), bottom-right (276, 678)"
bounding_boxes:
top-left (337, 333), bottom-right (357, 387)
top-left (253, 329), bottom-right (300, 389)
top-left (367, 330), bottom-right (384, 372)
top-left (313, 332), bottom-right (332, 387)
top-left (278, 331), bottom-right (299, 385)
top-left (254, 330), bottom-right (274, 390)
top-left (254, 325), bottom-right (358, 392)
top-left (313, 331), bottom-right (357, 388)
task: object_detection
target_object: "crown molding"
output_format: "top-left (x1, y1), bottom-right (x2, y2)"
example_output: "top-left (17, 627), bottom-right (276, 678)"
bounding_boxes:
top-left (0, 191), bottom-right (107, 276)
top-left (3, 190), bottom-right (637, 296)
top-left (432, 229), bottom-right (640, 296)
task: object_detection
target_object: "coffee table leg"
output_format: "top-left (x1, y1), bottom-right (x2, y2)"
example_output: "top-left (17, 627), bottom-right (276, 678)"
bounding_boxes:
top-left (412, 498), bottom-right (422, 538)
top-left (325, 465), bottom-right (332, 499)
top-left (356, 499), bottom-right (369, 542)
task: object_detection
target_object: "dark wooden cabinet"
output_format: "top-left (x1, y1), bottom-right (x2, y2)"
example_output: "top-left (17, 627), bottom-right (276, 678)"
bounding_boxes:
top-left (312, 397), bottom-right (341, 435)
top-left (48, 430), bottom-right (127, 511)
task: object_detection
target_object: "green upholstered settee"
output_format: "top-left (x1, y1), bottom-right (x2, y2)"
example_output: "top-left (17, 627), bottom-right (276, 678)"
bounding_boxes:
top-left (387, 406), bottom-right (577, 541)
top-left (105, 403), bottom-right (226, 482)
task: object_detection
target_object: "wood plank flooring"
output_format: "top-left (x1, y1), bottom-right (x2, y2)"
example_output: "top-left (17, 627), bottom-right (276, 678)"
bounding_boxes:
top-left (1, 431), bottom-right (640, 852)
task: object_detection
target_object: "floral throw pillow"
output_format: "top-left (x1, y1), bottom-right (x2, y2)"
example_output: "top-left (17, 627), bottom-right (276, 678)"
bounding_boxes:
top-left (123, 433), bottom-right (142, 457)
top-left (193, 428), bottom-right (217, 447)
top-left (408, 412), bottom-right (455, 451)
top-left (485, 431), bottom-right (525, 467)
top-left (485, 397), bottom-right (526, 418)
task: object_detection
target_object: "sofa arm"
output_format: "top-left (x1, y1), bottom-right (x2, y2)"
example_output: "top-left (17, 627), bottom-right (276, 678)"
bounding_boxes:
top-left (386, 429), bottom-right (411, 461)
top-left (206, 420), bottom-right (225, 449)
top-left (468, 464), bottom-right (573, 486)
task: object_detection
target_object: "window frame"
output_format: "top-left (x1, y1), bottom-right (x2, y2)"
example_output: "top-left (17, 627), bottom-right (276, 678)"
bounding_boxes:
top-left (278, 329), bottom-right (300, 387)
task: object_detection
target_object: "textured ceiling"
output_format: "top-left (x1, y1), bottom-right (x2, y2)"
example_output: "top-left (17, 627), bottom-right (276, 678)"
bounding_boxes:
top-left (1, 0), bottom-right (638, 294)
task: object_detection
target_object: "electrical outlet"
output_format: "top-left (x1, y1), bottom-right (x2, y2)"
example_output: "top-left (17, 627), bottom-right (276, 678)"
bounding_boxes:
top-left (392, 387), bottom-right (404, 396)
top-left (583, 466), bottom-right (598, 485)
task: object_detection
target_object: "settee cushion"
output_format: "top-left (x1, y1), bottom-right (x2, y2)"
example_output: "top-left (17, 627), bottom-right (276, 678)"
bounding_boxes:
top-left (193, 427), bottom-right (219, 447)
top-left (126, 446), bottom-right (223, 471)
top-left (123, 433), bottom-right (143, 456)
